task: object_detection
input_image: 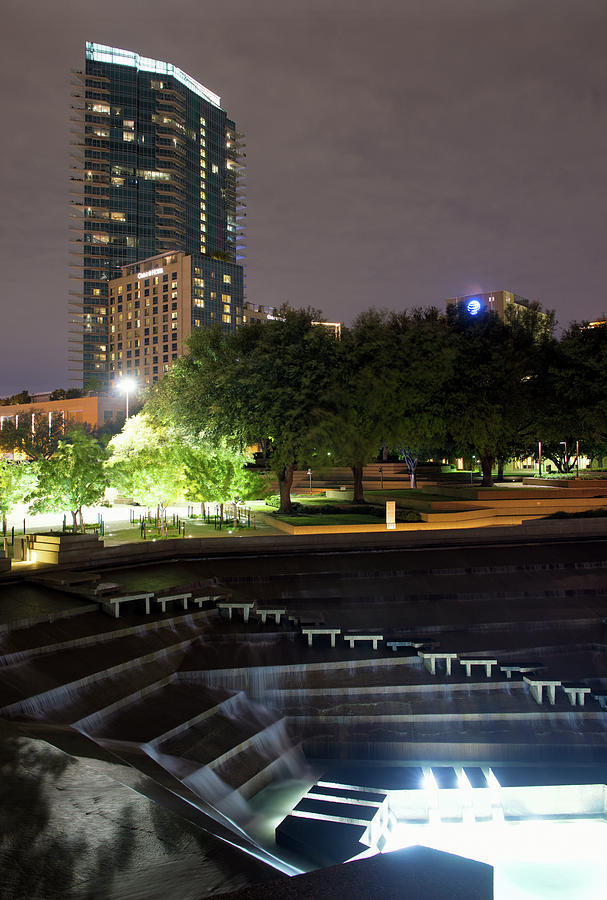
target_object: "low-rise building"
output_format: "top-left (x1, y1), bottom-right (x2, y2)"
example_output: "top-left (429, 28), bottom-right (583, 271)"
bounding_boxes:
top-left (446, 290), bottom-right (535, 320)
top-left (0, 393), bottom-right (124, 437)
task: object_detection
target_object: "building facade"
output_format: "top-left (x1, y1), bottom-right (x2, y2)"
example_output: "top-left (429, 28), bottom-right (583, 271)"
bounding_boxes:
top-left (70, 43), bottom-right (245, 388)
top-left (446, 290), bottom-right (532, 320)
top-left (0, 394), bottom-right (124, 457)
top-left (243, 303), bottom-right (342, 339)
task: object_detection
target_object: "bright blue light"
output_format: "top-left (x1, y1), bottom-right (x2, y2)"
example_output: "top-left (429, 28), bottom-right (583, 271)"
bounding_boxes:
top-left (467, 299), bottom-right (481, 316)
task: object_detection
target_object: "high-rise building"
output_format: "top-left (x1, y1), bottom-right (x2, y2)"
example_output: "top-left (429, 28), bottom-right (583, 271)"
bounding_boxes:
top-left (70, 43), bottom-right (245, 388)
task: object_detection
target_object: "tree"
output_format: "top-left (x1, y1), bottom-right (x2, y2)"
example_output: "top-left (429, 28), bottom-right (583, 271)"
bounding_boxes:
top-left (106, 414), bottom-right (259, 510)
top-left (538, 322), bottom-right (607, 473)
top-left (320, 310), bottom-right (397, 502)
top-left (148, 307), bottom-right (338, 513)
top-left (444, 304), bottom-right (553, 486)
top-left (106, 415), bottom-right (186, 512)
top-left (28, 430), bottom-right (108, 532)
top-left (0, 461), bottom-right (36, 535)
top-left (390, 308), bottom-right (455, 487)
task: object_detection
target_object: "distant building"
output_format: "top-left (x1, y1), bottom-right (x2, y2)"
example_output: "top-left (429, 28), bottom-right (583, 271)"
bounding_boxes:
top-left (446, 290), bottom-right (533, 320)
top-left (108, 251), bottom-right (239, 387)
top-left (70, 43), bottom-right (245, 388)
top-left (0, 394), bottom-right (124, 448)
top-left (243, 303), bottom-right (342, 339)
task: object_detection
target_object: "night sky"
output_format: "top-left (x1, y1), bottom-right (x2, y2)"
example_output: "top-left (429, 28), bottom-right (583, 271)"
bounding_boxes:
top-left (1, 0), bottom-right (606, 394)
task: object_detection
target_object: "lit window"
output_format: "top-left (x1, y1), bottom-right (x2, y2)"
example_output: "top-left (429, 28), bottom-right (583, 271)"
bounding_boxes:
top-left (212, 164), bottom-right (219, 174)
top-left (222, 314), bottom-right (231, 324)
top-left (223, 274), bottom-right (231, 284)
top-left (222, 293), bottom-right (231, 304)
top-left (123, 132), bottom-right (134, 142)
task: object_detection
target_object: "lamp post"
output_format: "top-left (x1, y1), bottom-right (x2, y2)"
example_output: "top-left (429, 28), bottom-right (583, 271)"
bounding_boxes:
top-left (576, 440), bottom-right (580, 479)
top-left (306, 468), bottom-right (312, 495)
top-left (538, 441), bottom-right (542, 477)
top-left (470, 455), bottom-right (475, 485)
top-left (118, 377), bottom-right (137, 420)
top-left (379, 465), bottom-right (383, 489)
top-left (560, 440), bottom-right (567, 474)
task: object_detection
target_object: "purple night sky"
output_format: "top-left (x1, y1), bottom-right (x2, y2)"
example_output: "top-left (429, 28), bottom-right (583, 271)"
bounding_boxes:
top-left (1, 0), bottom-right (606, 393)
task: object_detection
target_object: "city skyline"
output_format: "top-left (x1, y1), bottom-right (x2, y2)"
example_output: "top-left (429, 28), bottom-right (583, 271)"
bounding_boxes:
top-left (2, 0), bottom-right (607, 392)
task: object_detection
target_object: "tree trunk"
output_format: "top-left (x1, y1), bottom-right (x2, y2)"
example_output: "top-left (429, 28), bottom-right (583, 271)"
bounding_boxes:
top-left (71, 511), bottom-right (78, 534)
top-left (277, 462), bottom-right (295, 513)
top-left (2, 514), bottom-right (6, 536)
top-left (409, 471), bottom-right (416, 489)
top-left (496, 458), bottom-right (505, 481)
top-left (480, 455), bottom-right (494, 487)
top-left (351, 464), bottom-right (365, 503)
top-left (78, 508), bottom-right (85, 534)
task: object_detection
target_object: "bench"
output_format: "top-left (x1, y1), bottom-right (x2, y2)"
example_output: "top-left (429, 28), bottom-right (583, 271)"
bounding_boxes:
top-left (101, 592), bottom-right (154, 618)
top-left (591, 690), bottom-right (607, 709)
top-left (152, 592), bottom-right (192, 613)
top-left (459, 658), bottom-right (498, 678)
top-left (418, 651), bottom-right (458, 676)
top-left (217, 601), bottom-right (255, 622)
top-left (344, 634), bottom-right (383, 650)
top-left (256, 607), bottom-right (287, 624)
top-left (386, 640), bottom-right (425, 652)
top-left (499, 663), bottom-right (545, 679)
top-left (302, 627), bottom-right (341, 648)
top-left (562, 683), bottom-right (592, 707)
top-left (523, 676), bottom-right (562, 705)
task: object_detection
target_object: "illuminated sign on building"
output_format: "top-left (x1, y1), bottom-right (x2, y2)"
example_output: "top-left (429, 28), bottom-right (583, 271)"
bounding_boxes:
top-left (467, 299), bottom-right (481, 316)
top-left (137, 267), bottom-right (164, 280)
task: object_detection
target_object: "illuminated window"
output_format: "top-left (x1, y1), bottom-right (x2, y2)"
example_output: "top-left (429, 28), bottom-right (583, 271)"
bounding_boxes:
top-left (123, 132), bottom-right (134, 142)
top-left (110, 212), bottom-right (126, 221)
top-left (223, 274), bottom-right (231, 284)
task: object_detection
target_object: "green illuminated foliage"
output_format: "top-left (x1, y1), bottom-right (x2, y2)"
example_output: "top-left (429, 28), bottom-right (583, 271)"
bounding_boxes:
top-left (27, 430), bottom-right (108, 532)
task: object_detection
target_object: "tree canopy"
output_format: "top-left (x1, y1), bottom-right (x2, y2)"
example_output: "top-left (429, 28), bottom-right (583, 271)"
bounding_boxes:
top-left (28, 430), bottom-right (108, 532)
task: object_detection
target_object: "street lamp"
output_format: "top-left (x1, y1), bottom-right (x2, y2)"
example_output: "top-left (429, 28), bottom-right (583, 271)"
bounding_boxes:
top-left (379, 465), bottom-right (384, 489)
top-left (576, 439), bottom-right (580, 479)
top-left (306, 468), bottom-right (312, 495)
top-left (118, 377), bottom-right (137, 420)
top-left (560, 441), bottom-right (567, 474)
top-left (470, 455), bottom-right (476, 485)
top-left (538, 440), bottom-right (542, 477)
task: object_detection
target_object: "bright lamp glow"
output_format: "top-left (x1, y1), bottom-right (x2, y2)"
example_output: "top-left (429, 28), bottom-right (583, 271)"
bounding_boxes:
top-left (118, 377), bottom-right (137, 394)
top-left (467, 299), bottom-right (482, 316)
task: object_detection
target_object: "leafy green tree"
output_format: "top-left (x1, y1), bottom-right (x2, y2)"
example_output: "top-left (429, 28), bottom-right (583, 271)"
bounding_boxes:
top-left (319, 310), bottom-right (397, 502)
top-left (538, 322), bottom-right (607, 473)
top-left (148, 307), bottom-right (338, 513)
top-left (390, 308), bottom-right (456, 487)
top-left (28, 430), bottom-right (108, 532)
top-left (181, 440), bottom-right (265, 503)
top-left (0, 461), bottom-right (36, 534)
top-left (444, 304), bottom-right (553, 486)
top-left (106, 414), bottom-right (258, 510)
top-left (106, 415), bottom-right (186, 512)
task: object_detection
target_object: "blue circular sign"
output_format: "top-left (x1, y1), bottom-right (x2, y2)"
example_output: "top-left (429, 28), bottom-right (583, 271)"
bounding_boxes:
top-left (467, 299), bottom-right (481, 316)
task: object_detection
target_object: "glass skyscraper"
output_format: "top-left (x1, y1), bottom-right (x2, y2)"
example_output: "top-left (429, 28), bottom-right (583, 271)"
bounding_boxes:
top-left (70, 43), bottom-right (245, 387)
